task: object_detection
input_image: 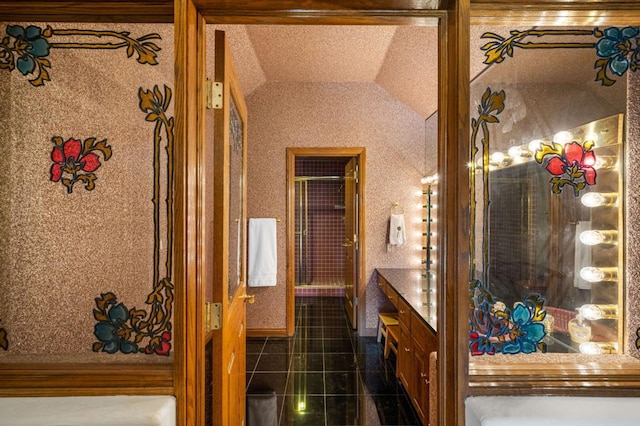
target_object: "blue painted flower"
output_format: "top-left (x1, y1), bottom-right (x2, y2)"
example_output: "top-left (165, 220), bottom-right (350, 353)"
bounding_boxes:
top-left (501, 303), bottom-right (546, 354)
top-left (595, 26), bottom-right (640, 76)
top-left (94, 302), bottom-right (138, 354)
top-left (5, 25), bottom-right (51, 75)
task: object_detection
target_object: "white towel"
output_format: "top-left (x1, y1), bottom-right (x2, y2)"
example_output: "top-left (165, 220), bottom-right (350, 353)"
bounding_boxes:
top-left (389, 214), bottom-right (406, 246)
top-left (574, 220), bottom-right (592, 290)
top-left (248, 218), bottom-right (277, 287)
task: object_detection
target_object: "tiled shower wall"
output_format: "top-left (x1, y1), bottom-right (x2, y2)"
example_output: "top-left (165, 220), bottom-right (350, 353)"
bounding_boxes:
top-left (295, 158), bottom-right (349, 290)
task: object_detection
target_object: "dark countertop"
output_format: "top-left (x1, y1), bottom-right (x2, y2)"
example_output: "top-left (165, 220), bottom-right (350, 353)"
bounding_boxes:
top-left (376, 268), bottom-right (437, 332)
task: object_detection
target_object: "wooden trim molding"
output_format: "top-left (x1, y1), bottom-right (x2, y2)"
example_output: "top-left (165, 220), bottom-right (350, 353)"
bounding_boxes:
top-left (0, 363), bottom-right (173, 397)
top-left (247, 328), bottom-right (288, 338)
top-left (0, 1), bottom-right (174, 23)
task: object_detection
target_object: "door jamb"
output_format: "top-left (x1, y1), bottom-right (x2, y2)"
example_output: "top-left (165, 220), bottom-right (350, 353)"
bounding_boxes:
top-left (285, 147), bottom-right (366, 336)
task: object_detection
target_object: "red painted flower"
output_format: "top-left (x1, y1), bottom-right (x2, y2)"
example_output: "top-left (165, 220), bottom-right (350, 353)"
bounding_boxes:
top-left (146, 331), bottom-right (171, 356)
top-left (546, 141), bottom-right (597, 185)
top-left (50, 138), bottom-right (101, 182)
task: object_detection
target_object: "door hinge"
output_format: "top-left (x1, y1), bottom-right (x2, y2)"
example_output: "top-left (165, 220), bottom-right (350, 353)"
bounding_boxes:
top-left (206, 80), bottom-right (223, 110)
top-left (205, 302), bottom-right (222, 332)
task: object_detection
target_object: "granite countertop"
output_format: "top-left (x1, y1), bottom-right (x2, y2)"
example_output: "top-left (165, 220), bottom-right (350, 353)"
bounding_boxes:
top-left (376, 268), bottom-right (437, 332)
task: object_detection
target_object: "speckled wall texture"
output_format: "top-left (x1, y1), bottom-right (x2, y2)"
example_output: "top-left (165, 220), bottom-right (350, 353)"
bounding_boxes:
top-left (245, 82), bottom-right (430, 333)
top-left (0, 22), bottom-right (174, 360)
top-left (626, 70), bottom-right (640, 359)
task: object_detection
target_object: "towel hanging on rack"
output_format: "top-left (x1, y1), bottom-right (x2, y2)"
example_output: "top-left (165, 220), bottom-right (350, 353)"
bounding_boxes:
top-left (248, 218), bottom-right (277, 287)
top-left (389, 213), bottom-right (406, 246)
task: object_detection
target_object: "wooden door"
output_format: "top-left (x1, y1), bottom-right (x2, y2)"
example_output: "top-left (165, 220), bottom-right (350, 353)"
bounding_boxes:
top-left (343, 157), bottom-right (358, 329)
top-left (209, 30), bottom-right (251, 426)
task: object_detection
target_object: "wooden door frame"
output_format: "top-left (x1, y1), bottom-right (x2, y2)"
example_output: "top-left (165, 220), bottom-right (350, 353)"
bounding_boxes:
top-left (285, 148), bottom-right (367, 336)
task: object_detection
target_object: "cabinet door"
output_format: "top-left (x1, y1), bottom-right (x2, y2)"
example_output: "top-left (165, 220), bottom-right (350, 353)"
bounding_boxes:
top-left (397, 321), bottom-right (413, 393)
top-left (411, 340), bottom-right (429, 425)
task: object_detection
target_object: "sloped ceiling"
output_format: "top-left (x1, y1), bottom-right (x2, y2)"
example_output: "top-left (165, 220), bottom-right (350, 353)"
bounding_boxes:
top-left (213, 25), bottom-right (439, 119)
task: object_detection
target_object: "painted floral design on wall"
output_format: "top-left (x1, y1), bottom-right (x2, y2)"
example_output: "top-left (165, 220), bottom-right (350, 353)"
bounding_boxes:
top-left (534, 140), bottom-right (597, 197)
top-left (469, 87), bottom-right (548, 356)
top-left (92, 85), bottom-right (175, 356)
top-left (50, 137), bottom-right (112, 194)
top-left (481, 26), bottom-right (640, 86)
top-left (0, 24), bottom-right (161, 86)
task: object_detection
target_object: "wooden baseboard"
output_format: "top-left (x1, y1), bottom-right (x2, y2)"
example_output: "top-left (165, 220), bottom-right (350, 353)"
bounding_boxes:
top-left (247, 328), bottom-right (289, 337)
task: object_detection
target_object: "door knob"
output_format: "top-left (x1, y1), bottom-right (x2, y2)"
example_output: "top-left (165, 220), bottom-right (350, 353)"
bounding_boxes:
top-left (240, 293), bottom-right (255, 304)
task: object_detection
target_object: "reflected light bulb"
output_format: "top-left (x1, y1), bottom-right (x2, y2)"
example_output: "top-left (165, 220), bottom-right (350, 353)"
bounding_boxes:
top-left (579, 230), bottom-right (617, 246)
top-left (584, 132), bottom-right (599, 143)
top-left (490, 151), bottom-right (509, 164)
top-left (579, 342), bottom-right (617, 355)
top-left (528, 139), bottom-right (543, 152)
top-left (508, 145), bottom-right (532, 159)
top-left (578, 304), bottom-right (618, 320)
top-left (553, 131), bottom-right (573, 144)
top-left (579, 267), bottom-right (618, 283)
top-left (581, 192), bottom-right (617, 208)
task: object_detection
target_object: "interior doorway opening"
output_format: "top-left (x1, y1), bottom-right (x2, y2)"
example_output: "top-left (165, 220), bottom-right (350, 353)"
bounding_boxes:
top-left (294, 157), bottom-right (350, 293)
top-left (287, 148), bottom-right (365, 333)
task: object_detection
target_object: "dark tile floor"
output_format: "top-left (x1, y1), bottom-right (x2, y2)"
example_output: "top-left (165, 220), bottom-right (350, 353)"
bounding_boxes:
top-left (246, 296), bottom-right (421, 426)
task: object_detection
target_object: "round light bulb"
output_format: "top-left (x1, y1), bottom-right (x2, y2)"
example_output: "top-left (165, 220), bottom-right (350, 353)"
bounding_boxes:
top-left (580, 230), bottom-right (605, 246)
top-left (580, 192), bottom-right (617, 208)
top-left (553, 131), bottom-right (573, 144)
top-left (579, 230), bottom-right (617, 245)
top-left (528, 139), bottom-right (543, 152)
top-left (491, 151), bottom-right (508, 164)
top-left (580, 267), bottom-right (605, 283)
top-left (578, 304), bottom-right (604, 320)
top-left (579, 342), bottom-right (603, 355)
top-left (508, 145), bottom-right (531, 158)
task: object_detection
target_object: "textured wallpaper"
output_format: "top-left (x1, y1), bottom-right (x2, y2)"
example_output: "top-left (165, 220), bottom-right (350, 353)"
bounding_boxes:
top-left (0, 22), bottom-right (174, 360)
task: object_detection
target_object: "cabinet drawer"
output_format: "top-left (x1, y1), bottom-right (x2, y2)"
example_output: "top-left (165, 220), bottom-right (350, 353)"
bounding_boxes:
top-left (377, 274), bottom-right (388, 293)
top-left (398, 298), bottom-right (412, 327)
top-left (411, 312), bottom-right (437, 353)
top-left (386, 285), bottom-right (399, 308)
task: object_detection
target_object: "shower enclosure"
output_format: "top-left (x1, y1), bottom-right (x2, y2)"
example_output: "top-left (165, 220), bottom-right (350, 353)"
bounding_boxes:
top-left (294, 158), bottom-right (349, 289)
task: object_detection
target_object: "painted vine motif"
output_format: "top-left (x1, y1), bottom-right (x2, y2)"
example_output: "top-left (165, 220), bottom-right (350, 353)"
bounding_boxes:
top-left (0, 322), bottom-right (7, 351)
top-left (534, 140), bottom-right (597, 197)
top-left (93, 85), bottom-right (175, 356)
top-left (0, 24), bottom-right (161, 86)
top-left (50, 136), bottom-right (112, 194)
top-left (481, 27), bottom-right (640, 86)
top-left (469, 87), bottom-right (548, 356)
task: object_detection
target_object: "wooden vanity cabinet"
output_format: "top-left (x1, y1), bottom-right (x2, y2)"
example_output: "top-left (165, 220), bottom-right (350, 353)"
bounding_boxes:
top-left (397, 299), bottom-right (413, 392)
top-left (410, 311), bottom-right (437, 425)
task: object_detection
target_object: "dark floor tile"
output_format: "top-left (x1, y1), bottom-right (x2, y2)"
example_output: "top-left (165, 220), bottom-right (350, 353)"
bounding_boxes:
top-left (372, 393), bottom-right (420, 426)
top-left (323, 327), bottom-right (353, 340)
top-left (293, 337), bottom-right (324, 353)
top-left (361, 370), bottom-right (402, 395)
top-left (291, 353), bottom-right (324, 372)
top-left (263, 338), bottom-right (295, 354)
top-left (280, 395), bottom-right (326, 425)
top-left (324, 317), bottom-right (349, 327)
top-left (325, 371), bottom-right (359, 394)
top-left (324, 352), bottom-right (358, 372)
top-left (297, 316), bottom-right (325, 328)
top-left (247, 338), bottom-right (267, 354)
top-left (255, 353), bottom-right (293, 372)
top-left (324, 338), bottom-right (355, 353)
top-left (325, 395), bottom-right (359, 426)
top-left (296, 326), bottom-right (325, 339)
top-left (246, 353), bottom-right (260, 373)
top-left (247, 372), bottom-right (289, 395)
top-left (285, 371), bottom-right (326, 395)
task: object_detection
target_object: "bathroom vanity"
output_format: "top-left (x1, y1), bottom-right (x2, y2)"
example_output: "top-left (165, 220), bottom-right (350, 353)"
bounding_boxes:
top-left (376, 268), bottom-right (437, 426)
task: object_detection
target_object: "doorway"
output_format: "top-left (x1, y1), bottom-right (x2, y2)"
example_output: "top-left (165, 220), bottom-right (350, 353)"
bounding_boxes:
top-left (286, 148), bottom-right (366, 333)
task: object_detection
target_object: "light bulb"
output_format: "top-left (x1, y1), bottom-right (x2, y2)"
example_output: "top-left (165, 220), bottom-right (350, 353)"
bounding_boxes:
top-left (508, 145), bottom-right (532, 158)
top-left (490, 151), bottom-right (510, 165)
top-left (584, 132), bottom-right (599, 144)
top-left (528, 139), bottom-right (543, 152)
top-left (581, 192), bottom-right (618, 208)
top-left (579, 230), bottom-right (618, 246)
top-left (553, 131), bottom-right (573, 144)
top-left (579, 267), bottom-right (618, 283)
top-left (578, 304), bottom-right (618, 320)
top-left (579, 342), bottom-right (617, 355)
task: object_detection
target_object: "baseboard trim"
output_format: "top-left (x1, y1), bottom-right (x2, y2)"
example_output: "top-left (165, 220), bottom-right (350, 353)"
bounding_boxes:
top-left (247, 328), bottom-right (289, 337)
